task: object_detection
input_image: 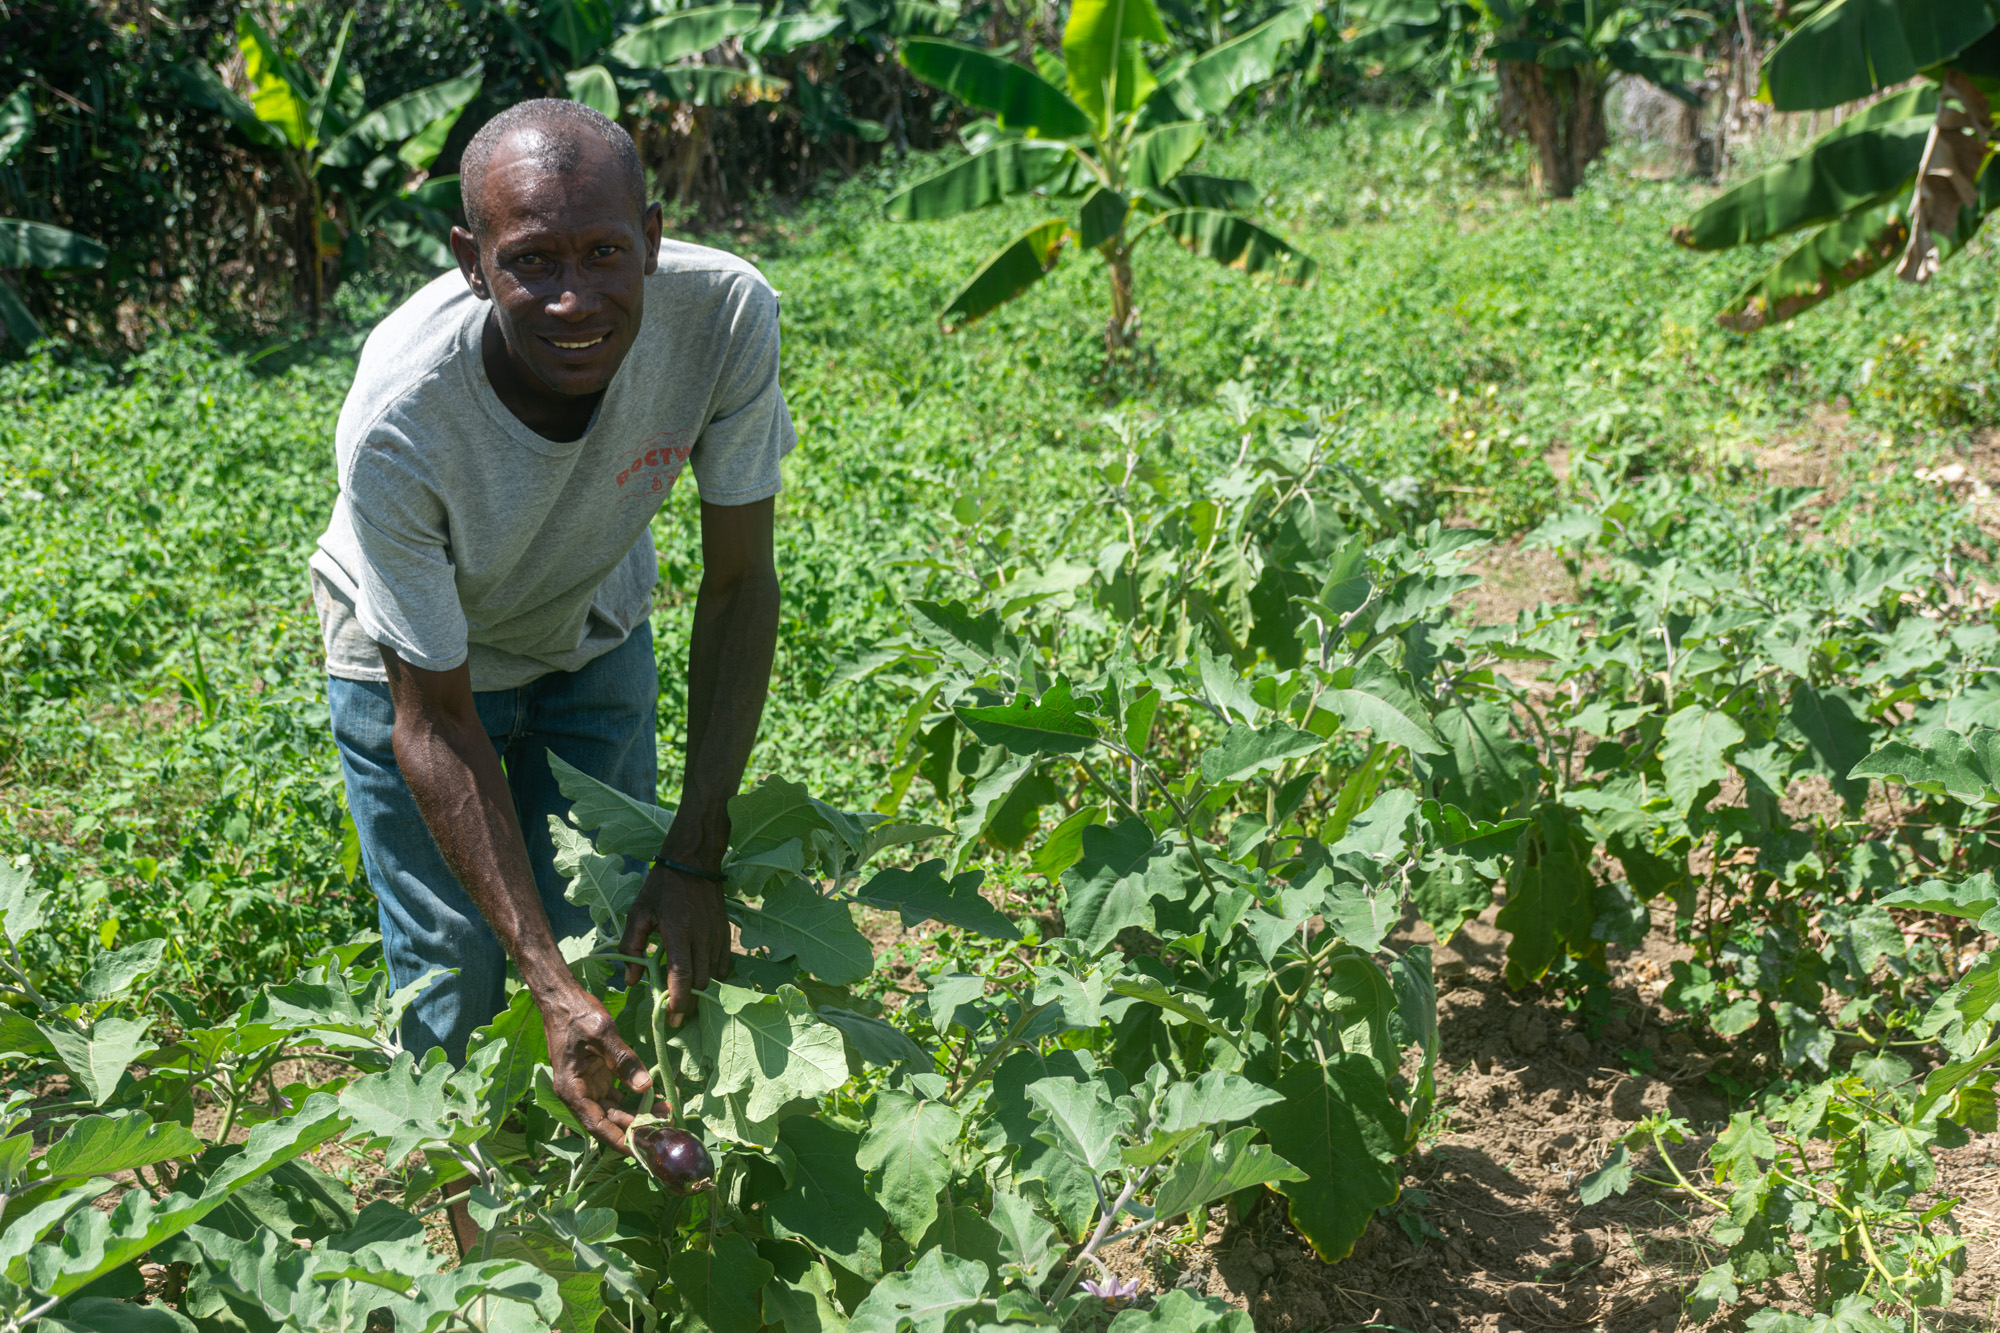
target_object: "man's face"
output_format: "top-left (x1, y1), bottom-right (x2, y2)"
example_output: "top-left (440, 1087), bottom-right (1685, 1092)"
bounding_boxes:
top-left (451, 132), bottom-right (664, 399)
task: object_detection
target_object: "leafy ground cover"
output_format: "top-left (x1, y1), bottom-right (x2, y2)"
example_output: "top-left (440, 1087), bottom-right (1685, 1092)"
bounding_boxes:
top-left (4, 111), bottom-right (2000, 1332)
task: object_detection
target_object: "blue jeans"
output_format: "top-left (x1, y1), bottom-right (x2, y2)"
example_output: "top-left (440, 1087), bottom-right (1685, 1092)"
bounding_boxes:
top-left (327, 623), bottom-right (659, 1063)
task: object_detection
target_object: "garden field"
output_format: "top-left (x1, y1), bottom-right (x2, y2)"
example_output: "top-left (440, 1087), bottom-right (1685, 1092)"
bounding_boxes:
top-left (6, 111), bottom-right (2000, 1333)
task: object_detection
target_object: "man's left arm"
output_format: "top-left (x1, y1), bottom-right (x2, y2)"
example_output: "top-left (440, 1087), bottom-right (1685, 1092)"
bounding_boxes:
top-left (621, 496), bottom-right (780, 1024)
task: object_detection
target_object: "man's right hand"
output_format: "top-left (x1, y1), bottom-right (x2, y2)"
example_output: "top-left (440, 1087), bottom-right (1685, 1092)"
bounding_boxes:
top-left (538, 984), bottom-right (652, 1154)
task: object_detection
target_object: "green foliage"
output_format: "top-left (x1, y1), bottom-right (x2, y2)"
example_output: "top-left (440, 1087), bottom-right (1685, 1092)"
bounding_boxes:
top-left (179, 9), bottom-right (483, 316)
top-left (10, 114), bottom-right (2000, 1331)
top-left (887, 0), bottom-right (1313, 344)
top-left (1677, 2), bottom-right (2000, 328)
top-left (0, 82), bottom-right (104, 349)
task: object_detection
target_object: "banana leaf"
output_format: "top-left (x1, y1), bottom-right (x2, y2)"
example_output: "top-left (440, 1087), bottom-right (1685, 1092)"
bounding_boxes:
top-left (1162, 4), bottom-right (1312, 117)
top-left (609, 6), bottom-right (763, 68)
top-left (1063, 0), bottom-right (1167, 129)
top-left (319, 67), bottom-right (484, 170)
top-left (900, 40), bottom-right (1094, 138)
top-left (1128, 122), bottom-right (1204, 192)
top-left (1715, 165), bottom-right (1999, 331)
top-left (0, 219), bottom-right (109, 270)
top-left (885, 142), bottom-right (1074, 221)
top-left (1762, 0), bottom-right (2000, 112)
top-left (1148, 208), bottom-right (1314, 284)
top-left (940, 218), bottom-right (1068, 329)
top-left (1672, 109), bottom-right (1933, 250)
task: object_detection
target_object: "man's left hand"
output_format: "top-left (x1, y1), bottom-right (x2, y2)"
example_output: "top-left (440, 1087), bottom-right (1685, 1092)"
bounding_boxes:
top-left (621, 864), bottom-right (733, 1025)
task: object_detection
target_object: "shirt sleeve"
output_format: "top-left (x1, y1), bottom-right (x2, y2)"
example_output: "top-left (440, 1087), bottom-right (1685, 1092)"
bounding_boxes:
top-left (343, 434), bottom-right (470, 673)
top-left (690, 275), bottom-right (796, 505)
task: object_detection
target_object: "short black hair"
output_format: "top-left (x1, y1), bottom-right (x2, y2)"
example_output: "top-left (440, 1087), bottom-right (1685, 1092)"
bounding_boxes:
top-left (459, 99), bottom-right (646, 238)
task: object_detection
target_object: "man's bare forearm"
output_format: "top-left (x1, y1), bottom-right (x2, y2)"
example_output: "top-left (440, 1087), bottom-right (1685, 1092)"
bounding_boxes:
top-left (383, 659), bottom-right (576, 1000)
top-left (662, 562), bottom-right (780, 868)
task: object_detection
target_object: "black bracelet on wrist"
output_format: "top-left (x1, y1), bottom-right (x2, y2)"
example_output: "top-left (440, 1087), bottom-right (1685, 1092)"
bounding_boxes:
top-left (658, 856), bottom-right (728, 883)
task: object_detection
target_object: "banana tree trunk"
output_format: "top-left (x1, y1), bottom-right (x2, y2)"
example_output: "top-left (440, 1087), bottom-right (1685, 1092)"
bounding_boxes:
top-left (1105, 243), bottom-right (1137, 355)
top-left (1498, 60), bottom-right (1607, 199)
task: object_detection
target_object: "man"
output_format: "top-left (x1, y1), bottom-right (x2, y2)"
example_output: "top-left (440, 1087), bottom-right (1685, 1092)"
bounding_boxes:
top-left (309, 100), bottom-right (786, 1220)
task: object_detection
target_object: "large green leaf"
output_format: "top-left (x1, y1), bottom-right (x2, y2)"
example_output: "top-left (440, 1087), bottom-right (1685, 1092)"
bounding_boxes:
top-left (1108, 1290), bottom-right (1252, 1333)
top-left (564, 66), bottom-right (622, 121)
top-left (738, 879), bottom-right (875, 984)
top-left (610, 6), bottom-right (764, 67)
top-left (855, 859), bottom-right (1020, 939)
top-left (338, 1051), bottom-right (464, 1168)
top-left (1154, 173), bottom-right (1258, 210)
top-left (856, 1090), bottom-right (962, 1239)
top-left (553, 820), bottom-right (642, 938)
top-left (768, 1117), bottom-right (888, 1277)
top-left (1027, 1074), bottom-right (1130, 1175)
top-left (318, 67), bottom-right (483, 169)
top-left (1880, 872), bottom-right (2000, 924)
top-left (729, 775), bottom-right (835, 861)
top-left (848, 1249), bottom-right (990, 1333)
top-left (1253, 1056), bottom-right (1403, 1261)
top-left (1151, 208), bottom-right (1315, 283)
top-left (0, 219), bottom-right (108, 271)
top-left (26, 1113), bottom-right (200, 1188)
top-left (746, 13), bottom-right (848, 54)
top-left (1713, 194), bottom-right (1908, 331)
top-left (1079, 185), bottom-right (1130, 248)
top-left (899, 40), bottom-right (1093, 137)
top-left (1128, 122), bottom-right (1204, 192)
top-left (41, 1016), bottom-right (152, 1105)
top-left (1150, 1126), bottom-right (1305, 1219)
top-left (1762, 0), bottom-right (1999, 112)
top-left (1059, 817), bottom-right (1167, 953)
top-left (1850, 724), bottom-right (2000, 804)
top-left (1494, 807), bottom-right (1595, 988)
top-left (1789, 685), bottom-right (1875, 813)
top-left (957, 679), bottom-right (1100, 754)
top-left (1198, 722), bottom-right (1325, 784)
top-left (1671, 110), bottom-right (1931, 250)
top-left (0, 83), bottom-right (31, 164)
top-left (175, 61), bottom-right (286, 149)
top-left (671, 1232), bottom-right (774, 1333)
top-left (0, 279), bottom-right (41, 346)
top-left (21, 1094), bottom-right (350, 1297)
top-left (551, 751), bottom-right (676, 859)
top-left (81, 937), bottom-right (168, 1001)
top-left (235, 13), bottom-right (311, 148)
top-left (1162, 4), bottom-right (1311, 116)
top-left (885, 142), bottom-right (1074, 221)
top-left (706, 985), bottom-right (851, 1126)
top-left (1661, 705), bottom-right (1744, 816)
top-left (1063, 0), bottom-right (1167, 128)
top-left (939, 218), bottom-right (1069, 329)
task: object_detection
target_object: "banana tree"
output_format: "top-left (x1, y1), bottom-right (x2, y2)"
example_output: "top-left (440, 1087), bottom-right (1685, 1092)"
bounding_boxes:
top-left (178, 10), bottom-right (482, 325)
top-left (0, 84), bottom-right (107, 349)
top-left (1674, 0), bottom-right (2000, 329)
top-left (886, 0), bottom-right (1317, 352)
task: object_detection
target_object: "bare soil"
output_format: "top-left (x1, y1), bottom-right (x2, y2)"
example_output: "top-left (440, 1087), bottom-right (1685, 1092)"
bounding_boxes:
top-left (1090, 902), bottom-right (2000, 1333)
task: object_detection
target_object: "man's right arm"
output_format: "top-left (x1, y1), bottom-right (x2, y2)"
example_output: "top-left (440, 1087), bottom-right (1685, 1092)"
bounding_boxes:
top-left (380, 648), bottom-right (652, 1152)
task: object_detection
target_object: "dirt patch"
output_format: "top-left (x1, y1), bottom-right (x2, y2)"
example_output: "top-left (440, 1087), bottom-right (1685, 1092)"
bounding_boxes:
top-left (1754, 404), bottom-right (1864, 496)
top-left (1457, 542), bottom-right (1586, 627)
top-left (1087, 903), bottom-right (2000, 1332)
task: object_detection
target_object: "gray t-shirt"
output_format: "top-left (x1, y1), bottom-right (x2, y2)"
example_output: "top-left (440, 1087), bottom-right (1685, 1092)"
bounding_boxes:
top-left (309, 240), bottom-right (794, 690)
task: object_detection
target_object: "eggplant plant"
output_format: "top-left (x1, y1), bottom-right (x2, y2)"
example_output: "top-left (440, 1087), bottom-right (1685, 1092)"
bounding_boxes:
top-left (176, 9), bottom-right (483, 324)
top-left (885, 0), bottom-right (1316, 351)
top-left (0, 85), bottom-right (106, 350)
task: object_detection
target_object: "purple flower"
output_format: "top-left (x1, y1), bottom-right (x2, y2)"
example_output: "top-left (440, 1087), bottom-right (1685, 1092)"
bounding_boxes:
top-left (1081, 1277), bottom-right (1140, 1305)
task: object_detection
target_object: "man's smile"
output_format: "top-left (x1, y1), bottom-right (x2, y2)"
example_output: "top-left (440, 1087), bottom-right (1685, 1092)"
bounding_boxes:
top-left (547, 334), bottom-right (607, 350)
